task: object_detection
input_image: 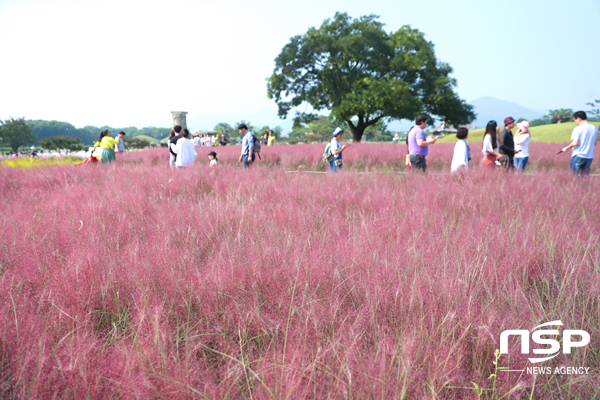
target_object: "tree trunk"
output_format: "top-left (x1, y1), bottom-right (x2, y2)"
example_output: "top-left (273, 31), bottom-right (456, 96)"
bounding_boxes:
top-left (347, 117), bottom-right (367, 142)
top-left (347, 123), bottom-right (365, 142)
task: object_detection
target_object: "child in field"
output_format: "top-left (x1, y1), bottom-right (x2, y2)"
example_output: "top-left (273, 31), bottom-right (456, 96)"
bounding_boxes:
top-left (208, 151), bottom-right (218, 167)
top-left (451, 127), bottom-right (471, 173)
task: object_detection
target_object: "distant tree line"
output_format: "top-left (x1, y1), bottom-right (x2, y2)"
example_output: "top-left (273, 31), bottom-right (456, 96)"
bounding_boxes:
top-left (529, 107), bottom-right (600, 127)
top-left (286, 116), bottom-right (392, 143)
top-left (26, 120), bottom-right (173, 145)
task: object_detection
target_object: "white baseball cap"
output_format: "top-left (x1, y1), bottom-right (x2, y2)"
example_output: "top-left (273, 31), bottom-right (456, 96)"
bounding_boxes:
top-left (333, 127), bottom-right (344, 136)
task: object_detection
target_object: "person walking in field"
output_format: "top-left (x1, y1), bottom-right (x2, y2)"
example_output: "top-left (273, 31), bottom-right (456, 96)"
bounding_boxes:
top-left (204, 133), bottom-right (213, 147)
top-left (557, 111), bottom-right (598, 176)
top-left (407, 115), bottom-right (436, 173)
top-left (328, 127), bottom-right (351, 172)
top-left (238, 124), bottom-right (255, 168)
top-left (169, 125), bottom-right (183, 167)
top-left (260, 132), bottom-right (269, 147)
top-left (173, 129), bottom-right (197, 168)
top-left (193, 134), bottom-right (201, 147)
top-left (499, 117), bottom-right (520, 170)
top-left (267, 130), bottom-right (276, 146)
top-left (514, 121), bottom-right (531, 172)
top-left (93, 130), bottom-right (119, 164)
top-left (481, 120), bottom-right (504, 169)
top-left (451, 127), bottom-right (471, 173)
top-left (219, 134), bottom-right (229, 146)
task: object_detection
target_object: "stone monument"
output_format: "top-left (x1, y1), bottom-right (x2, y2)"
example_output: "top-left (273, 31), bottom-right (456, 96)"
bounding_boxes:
top-left (171, 111), bottom-right (188, 130)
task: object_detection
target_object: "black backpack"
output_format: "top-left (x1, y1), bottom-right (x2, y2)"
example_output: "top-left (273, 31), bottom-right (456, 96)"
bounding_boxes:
top-left (252, 134), bottom-right (262, 159)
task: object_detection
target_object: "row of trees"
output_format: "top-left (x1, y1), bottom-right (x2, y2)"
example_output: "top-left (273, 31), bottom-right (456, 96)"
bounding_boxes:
top-left (285, 116), bottom-right (392, 142)
top-left (529, 104), bottom-right (600, 127)
top-left (0, 118), bottom-right (157, 154)
top-left (212, 122), bottom-right (284, 139)
top-left (0, 117), bottom-right (290, 154)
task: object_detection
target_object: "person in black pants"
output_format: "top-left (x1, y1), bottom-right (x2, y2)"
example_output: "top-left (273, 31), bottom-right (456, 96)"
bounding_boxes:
top-left (499, 117), bottom-right (520, 170)
top-left (169, 125), bottom-right (182, 167)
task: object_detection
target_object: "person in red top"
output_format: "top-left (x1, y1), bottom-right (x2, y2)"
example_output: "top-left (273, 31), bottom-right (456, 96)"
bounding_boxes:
top-left (405, 138), bottom-right (411, 172)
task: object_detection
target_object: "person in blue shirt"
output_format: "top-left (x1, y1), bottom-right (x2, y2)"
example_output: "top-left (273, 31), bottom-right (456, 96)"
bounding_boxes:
top-left (557, 111), bottom-right (599, 176)
top-left (237, 124), bottom-right (255, 168)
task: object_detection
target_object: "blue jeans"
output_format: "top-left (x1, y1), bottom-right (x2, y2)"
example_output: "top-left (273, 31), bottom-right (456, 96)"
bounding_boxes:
top-left (243, 153), bottom-right (255, 168)
top-left (329, 157), bottom-right (343, 172)
top-left (514, 157), bottom-right (529, 172)
top-left (569, 156), bottom-right (593, 176)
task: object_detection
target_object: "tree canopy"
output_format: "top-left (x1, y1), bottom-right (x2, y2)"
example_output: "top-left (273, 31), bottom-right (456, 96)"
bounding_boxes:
top-left (267, 12), bottom-right (475, 142)
top-left (586, 100), bottom-right (599, 123)
top-left (0, 117), bottom-right (36, 153)
top-left (38, 136), bottom-right (83, 154)
top-left (28, 120), bottom-right (95, 145)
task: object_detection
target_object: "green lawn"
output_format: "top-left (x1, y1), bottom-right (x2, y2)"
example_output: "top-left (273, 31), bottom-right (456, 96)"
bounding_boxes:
top-left (436, 121), bottom-right (600, 144)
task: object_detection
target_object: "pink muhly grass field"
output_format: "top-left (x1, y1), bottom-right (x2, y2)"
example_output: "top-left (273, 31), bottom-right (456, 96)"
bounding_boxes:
top-left (155, 141), bottom-right (577, 172)
top-left (0, 145), bottom-right (599, 399)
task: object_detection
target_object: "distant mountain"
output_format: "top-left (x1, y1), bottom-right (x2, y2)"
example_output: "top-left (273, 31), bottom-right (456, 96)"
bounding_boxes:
top-left (470, 97), bottom-right (545, 128)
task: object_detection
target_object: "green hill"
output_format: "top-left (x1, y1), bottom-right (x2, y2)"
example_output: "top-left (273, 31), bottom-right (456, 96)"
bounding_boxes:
top-left (132, 135), bottom-right (159, 143)
top-left (436, 122), bottom-right (599, 144)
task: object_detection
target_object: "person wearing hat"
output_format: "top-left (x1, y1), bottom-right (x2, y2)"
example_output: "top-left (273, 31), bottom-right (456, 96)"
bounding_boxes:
top-left (193, 134), bottom-right (201, 147)
top-left (499, 117), bottom-right (520, 170)
top-left (329, 127), bottom-right (351, 172)
top-left (514, 121), bottom-right (531, 172)
top-left (207, 151), bottom-right (218, 167)
top-left (237, 124), bottom-right (255, 168)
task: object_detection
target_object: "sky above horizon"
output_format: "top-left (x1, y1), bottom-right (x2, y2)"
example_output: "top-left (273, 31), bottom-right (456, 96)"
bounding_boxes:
top-left (1, 0), bottom-right (599, 132)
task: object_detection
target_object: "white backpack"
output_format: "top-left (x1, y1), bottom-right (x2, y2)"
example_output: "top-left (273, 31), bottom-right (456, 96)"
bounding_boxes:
top-left (322, 142), bottom-right (333, 163)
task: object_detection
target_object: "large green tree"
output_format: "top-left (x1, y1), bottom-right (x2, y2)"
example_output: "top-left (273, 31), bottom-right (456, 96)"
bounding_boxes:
top-left (546, 109), bottom-right (573, 124)
top-left (0, 117), bottom-right (36, 152)
top-left (267, 13), bottom-right (475, 142)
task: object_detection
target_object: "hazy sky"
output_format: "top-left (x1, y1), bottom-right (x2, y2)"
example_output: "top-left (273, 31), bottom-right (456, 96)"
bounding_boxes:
top-left (1, 0), bottom-right (598, 131)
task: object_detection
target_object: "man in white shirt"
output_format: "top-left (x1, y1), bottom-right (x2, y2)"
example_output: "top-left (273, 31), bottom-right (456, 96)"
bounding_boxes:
top-left (558, 111), bottom-right (598, 176)
top-left (204, 133), bottom-right (213, 147)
